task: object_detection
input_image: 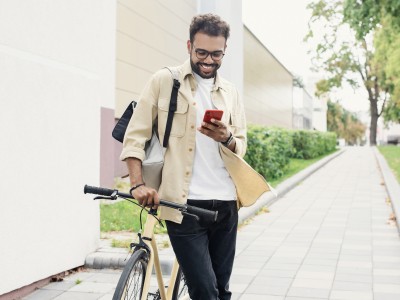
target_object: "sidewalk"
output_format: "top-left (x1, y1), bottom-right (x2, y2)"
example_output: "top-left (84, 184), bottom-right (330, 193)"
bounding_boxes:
top-left (23, 147), bottom-right (400, 300)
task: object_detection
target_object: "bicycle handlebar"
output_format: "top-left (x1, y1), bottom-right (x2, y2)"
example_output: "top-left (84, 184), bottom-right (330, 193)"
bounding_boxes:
top-left (84, 185), bottom-right (218, 223)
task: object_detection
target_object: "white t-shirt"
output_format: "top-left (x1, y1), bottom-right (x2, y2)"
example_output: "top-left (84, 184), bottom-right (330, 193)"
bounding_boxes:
top-left (187, 73), bottom-right (237, 200)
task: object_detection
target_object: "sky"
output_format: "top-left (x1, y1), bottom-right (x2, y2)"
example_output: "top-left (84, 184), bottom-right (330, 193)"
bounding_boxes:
top-left (242, 0), bottom-right (370, 114)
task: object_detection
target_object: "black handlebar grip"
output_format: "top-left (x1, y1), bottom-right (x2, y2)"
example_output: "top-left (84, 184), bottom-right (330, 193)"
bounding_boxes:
top-left (186, 205), bottom-right (218, 223)
top-left (84, 185), bottom-right (116, 196)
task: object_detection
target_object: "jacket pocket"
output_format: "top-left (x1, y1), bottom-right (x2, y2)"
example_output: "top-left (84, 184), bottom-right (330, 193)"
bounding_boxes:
top-left (158, 99), bottom-right (189, 137)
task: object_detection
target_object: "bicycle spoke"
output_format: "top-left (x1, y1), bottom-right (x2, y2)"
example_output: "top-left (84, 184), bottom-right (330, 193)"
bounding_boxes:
top-left (119, 257), bottom-right (146, 300)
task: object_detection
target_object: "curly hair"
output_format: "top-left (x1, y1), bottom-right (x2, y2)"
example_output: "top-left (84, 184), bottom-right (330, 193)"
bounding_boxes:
top-left (189, 13), bottom-right (230, 43)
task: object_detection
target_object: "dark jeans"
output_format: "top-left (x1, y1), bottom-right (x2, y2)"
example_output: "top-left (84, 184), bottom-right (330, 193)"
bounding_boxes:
top-left (166, 200), bottom-right (238, 300)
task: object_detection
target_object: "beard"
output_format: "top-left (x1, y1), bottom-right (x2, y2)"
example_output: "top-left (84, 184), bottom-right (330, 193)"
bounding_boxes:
top-left (190, 59), bottom-right (220, 79)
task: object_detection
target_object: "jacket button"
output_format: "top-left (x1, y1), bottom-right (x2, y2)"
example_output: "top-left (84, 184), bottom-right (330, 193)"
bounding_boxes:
top-left (189, 148), bottom-right (193, 152)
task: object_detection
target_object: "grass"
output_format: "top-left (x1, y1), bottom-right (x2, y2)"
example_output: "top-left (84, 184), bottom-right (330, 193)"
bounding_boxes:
top-left (111, 239), bottom-right (132, 249)
top-left (100, 200), bottom-right (167, 234)
top-left (378, 146), bottom-right (400, 183)
top-left (268, 150), bottom-right (338, 187)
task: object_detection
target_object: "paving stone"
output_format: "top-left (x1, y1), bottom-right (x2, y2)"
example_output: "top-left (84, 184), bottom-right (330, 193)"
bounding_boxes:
top-left (329, 290), bottom-right (373, 300)
top-left (53, 291), bottom-right (104, 300)
top-left (246, 283), bottom-right (289, 296)
top-left (373, 283), bottom-right (400, 294)
top-left (373, 275), bottom-right (400, 284)
top-left (332, 281), bottom-right (372, 291)
top-left (291, 278), bottom-right (333, 289)
top-left (40, 281), bottom-right (76, 291)
top-left (374, 293), bottom-right (400, 300)
top-left (22, 289), bottom-right (64, 300)
top-left (286, 297), bottom-right (327, 300)
top-left (295, 271), bottom-right (335, 280)
top-left (67, 282), bottom-right (115, 294)
top-left (335, 273), bottom-right (372, 284)
top-left (287, 287), bottom-right (330, 298)
top-left (258, 268), bottom-right (298, 278)
top-left (239, 294), bottom-right (284, 300)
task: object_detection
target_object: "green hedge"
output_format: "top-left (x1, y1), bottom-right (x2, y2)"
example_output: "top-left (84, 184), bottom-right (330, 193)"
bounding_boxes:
top-left (244, 125), bottom-right (336, 181)
top-left (291, 130), bottom-right (337, 159)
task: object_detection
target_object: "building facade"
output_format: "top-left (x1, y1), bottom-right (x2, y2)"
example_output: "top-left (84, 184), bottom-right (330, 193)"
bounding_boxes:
top-left (243, 27), bottom-right (294, 128)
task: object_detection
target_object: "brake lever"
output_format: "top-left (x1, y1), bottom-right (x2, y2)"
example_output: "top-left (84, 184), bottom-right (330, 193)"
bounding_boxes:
top-left (93, 191), bottom-right (118, 201)
top-left (180, 210), bottom-right (200, 221)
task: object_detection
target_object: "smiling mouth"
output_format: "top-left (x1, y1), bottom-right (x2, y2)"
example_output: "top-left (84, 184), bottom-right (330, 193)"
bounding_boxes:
top-left (199, 63), bottom-right (216, 71)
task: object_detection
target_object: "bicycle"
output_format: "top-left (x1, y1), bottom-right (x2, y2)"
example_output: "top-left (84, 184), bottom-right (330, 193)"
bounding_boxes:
top-left (84, 185), bottom-right (218, 300)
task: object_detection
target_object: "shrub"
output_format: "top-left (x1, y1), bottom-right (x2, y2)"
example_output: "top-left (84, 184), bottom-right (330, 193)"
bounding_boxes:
top-left (244, 125), bottom-right (336, 180)
top-left (244, 125), bottom-right (293, 181)
top-left (291, 130), bottom-right (336, 159)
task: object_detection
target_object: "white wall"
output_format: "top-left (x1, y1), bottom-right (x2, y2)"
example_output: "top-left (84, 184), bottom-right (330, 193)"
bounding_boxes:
top-left (0, 0), bottom-right (115, 294)
top-left (243, 27), bottom-right (294, 128)
top-left (115, 0), bottom-right (196, 117)
top-left (312, 97), bottom-right (328, 132)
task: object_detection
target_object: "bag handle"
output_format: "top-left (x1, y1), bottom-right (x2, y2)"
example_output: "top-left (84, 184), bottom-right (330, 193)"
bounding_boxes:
top-left (163, 67), bottom-right (180, 148)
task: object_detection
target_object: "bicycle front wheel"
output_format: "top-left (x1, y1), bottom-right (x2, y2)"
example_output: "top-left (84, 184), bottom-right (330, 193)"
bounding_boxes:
top-left (113, 249), bottom-right (149, 300)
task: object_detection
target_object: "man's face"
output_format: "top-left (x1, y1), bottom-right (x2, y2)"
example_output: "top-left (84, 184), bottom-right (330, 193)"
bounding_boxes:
top-left (187, 32), bottom-right (226, 79)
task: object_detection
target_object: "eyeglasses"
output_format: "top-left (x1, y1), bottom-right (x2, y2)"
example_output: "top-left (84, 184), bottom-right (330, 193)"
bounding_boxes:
top-left (192, 45), bottom-right (225, 61)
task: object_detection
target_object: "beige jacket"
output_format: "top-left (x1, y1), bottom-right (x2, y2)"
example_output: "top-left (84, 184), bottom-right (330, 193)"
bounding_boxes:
top-left (121, 60), bottom-right (269, 223)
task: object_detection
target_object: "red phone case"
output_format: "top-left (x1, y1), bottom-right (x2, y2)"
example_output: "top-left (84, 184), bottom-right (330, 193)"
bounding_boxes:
top-left (203, 110), bottom-right (223, 123)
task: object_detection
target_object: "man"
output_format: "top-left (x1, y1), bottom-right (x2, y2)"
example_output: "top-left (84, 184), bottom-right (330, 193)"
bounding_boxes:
top-left (120, 13), bottom-right (247, 300)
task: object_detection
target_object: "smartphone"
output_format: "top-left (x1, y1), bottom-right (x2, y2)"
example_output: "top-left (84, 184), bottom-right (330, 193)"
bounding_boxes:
top-left (203, 109), bottom-right (224, 124)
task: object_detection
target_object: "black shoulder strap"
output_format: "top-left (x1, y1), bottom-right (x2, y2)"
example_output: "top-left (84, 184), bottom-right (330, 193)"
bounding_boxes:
top-left (163, 67), bottom-right (180, 148)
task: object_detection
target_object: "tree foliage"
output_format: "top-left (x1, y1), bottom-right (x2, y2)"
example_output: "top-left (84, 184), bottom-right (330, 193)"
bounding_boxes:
top-left (344, 0), bottom-right (400, 123)
top-left (305, 0), bottom-right (399, 144)
top-left (327, 100), bottom-right (366, 145)
top-left (373, 15), bottom-right (400, 123)
top-left (344, 0), bottom-right (400, 36)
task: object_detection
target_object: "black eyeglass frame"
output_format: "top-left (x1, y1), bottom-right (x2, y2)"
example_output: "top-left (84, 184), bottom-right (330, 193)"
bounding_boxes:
top-left (192, 45), bottom-right (225, 61)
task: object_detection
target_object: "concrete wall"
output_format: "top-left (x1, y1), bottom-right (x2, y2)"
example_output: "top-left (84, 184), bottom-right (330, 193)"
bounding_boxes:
top-left (0, 0), bottom-right (115, 294)
top-left (243, 27), bottom-right (294, 128)
top-left (115, 0), bottom-right (196, 118)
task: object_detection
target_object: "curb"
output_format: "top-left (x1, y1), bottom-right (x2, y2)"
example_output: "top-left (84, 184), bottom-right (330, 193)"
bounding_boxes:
top-left (85, 148), bottom-right (346, 271)
top-left (85, 241), bottom-right (175, 273)
top-left (373, 146), bottom-right (400, 234)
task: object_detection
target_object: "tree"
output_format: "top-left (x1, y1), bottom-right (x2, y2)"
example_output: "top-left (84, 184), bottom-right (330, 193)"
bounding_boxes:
top-left (327, 100), bottom-right (366, 145)
top-left (344, 0), bottom-right (400, 124)
top-left (305, 0), bottom-right (391, 145)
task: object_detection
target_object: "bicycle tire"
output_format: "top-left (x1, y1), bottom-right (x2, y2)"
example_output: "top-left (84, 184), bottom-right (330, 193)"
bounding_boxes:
top-left (172, 267), bottom-right (189, 300)
top-left (112, 249), bottom-right (149, 300)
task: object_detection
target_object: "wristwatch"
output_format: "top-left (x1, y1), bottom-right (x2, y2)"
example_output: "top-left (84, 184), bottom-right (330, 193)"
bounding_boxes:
top-left (221, 132), bottom-right (234, 147)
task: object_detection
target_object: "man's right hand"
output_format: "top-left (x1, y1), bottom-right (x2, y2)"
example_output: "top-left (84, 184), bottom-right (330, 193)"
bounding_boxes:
top-left (131, 185), bottom-right (160, 209)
